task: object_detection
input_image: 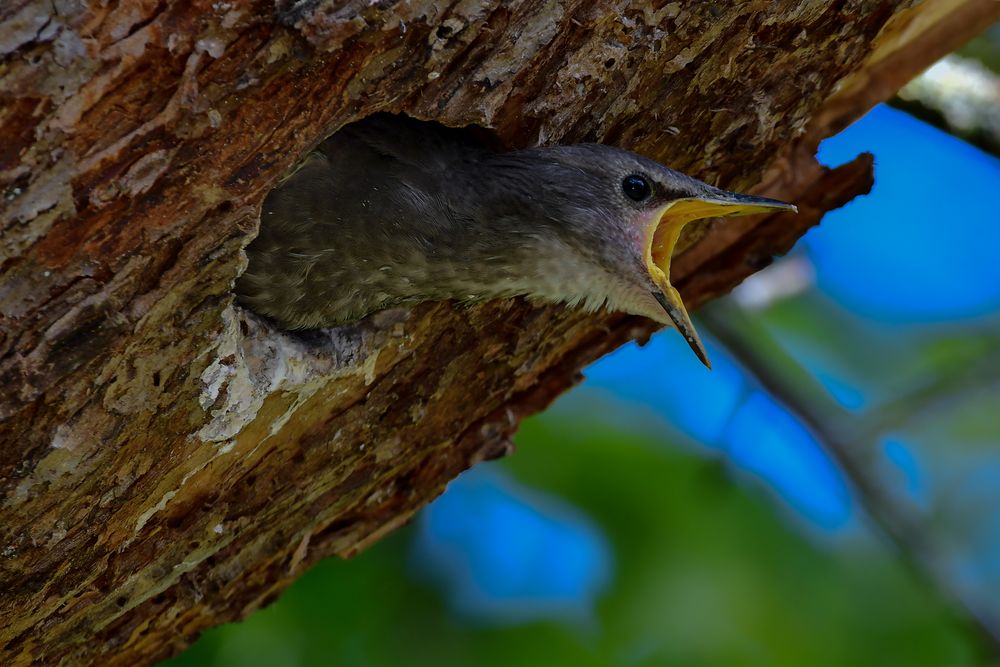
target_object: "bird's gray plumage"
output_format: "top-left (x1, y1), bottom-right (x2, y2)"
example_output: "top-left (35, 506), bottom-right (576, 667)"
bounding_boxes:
top-left (236, 114), bottom-right (794, 364)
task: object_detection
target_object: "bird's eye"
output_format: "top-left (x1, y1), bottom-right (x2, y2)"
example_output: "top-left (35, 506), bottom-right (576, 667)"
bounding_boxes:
top-left (622, 174), bottom-right (652, 201)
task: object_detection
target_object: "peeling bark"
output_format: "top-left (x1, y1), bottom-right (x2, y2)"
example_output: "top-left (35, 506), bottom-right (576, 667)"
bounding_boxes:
top-left (1, 1), bottom-right (997, 664)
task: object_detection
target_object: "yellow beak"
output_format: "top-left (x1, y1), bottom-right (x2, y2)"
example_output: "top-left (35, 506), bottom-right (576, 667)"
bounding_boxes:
top-left (645, 193), bottom-right (797, 368)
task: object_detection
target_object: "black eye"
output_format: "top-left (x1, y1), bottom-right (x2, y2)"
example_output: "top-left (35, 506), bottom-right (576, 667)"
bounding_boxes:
top-left (622, 174), bottom-right (652, 201)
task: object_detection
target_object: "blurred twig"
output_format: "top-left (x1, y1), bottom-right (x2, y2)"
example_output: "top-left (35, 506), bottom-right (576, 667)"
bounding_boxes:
top-left (854, 331), bottom-right (1000, 440)
top-left (698, 299), bottom-right (1000, 654)
top-left (893, 54), bottom-right (1000, 157)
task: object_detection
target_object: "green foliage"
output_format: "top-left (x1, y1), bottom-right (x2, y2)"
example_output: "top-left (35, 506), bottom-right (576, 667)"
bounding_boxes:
top-left (958, 26), bottom-right (1000, 74)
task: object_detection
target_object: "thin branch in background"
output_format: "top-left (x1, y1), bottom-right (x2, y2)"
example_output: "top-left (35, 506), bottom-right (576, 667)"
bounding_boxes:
top-left (894, 54), bottom-right (1000, 157)
top-left (698, 299), bottom-right (1000, 654)
top-left (853, 332), bottom-right (1000, 441)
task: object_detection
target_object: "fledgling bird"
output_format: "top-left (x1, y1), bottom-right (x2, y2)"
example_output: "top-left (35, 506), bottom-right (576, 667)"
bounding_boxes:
top-left (236, 114), bottom-right (795, 367)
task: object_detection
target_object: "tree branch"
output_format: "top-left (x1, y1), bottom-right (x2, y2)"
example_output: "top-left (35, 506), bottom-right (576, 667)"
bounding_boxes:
top-left (699, 300), bottom-right (1000, 652)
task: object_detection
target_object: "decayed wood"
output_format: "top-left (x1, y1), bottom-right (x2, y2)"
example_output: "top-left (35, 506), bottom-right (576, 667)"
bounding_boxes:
top-left (1, 1), bottom-right (996, 664)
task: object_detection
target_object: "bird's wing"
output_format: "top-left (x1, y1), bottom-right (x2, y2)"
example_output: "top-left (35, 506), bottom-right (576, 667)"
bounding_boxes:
top-left (238, 114), bottom-right (488, 328)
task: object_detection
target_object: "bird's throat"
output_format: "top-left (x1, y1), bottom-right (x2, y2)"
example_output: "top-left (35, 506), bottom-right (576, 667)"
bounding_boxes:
top-left (643, 202), bottom-right (714, 367)
top-left (648, 212), bottom-right (685, 284)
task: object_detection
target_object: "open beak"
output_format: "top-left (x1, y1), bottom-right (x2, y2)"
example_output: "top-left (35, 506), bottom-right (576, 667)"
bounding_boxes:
top-left (645, 191), bottom-right (797, 368)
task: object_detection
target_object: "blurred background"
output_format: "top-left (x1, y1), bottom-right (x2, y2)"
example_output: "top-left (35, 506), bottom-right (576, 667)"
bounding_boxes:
top-left (167, 25), bottom-right (1000, 667)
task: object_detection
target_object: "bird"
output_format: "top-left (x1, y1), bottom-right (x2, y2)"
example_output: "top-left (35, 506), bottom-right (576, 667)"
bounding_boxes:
top-left (236, 114), bottom-right (795, 368)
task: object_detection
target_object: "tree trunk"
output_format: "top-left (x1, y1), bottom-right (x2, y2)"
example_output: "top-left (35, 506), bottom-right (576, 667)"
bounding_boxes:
top-left (1, 1), bottom-right (996, 664)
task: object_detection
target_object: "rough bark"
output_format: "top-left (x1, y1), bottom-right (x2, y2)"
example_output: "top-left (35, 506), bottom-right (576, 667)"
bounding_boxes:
top-left (1, 1), bottom-right (996, 664)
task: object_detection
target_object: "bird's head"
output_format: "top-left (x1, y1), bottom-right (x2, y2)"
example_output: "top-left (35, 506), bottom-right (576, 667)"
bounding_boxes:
top-left (506, 144), bottom-right (796, 367)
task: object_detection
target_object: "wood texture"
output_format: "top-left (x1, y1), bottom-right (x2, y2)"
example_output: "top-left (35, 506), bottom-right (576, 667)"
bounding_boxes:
top-left (1, 0), bottom-right (996, 664)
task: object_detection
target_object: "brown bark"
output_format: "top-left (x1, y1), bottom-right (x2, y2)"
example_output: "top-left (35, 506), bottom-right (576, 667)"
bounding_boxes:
top-left (0, 1), bottom-right (995, 664)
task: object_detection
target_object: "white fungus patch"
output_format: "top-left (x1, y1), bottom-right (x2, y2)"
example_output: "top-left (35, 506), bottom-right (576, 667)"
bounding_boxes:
top-left (195, 306), bottom-right (383, 443)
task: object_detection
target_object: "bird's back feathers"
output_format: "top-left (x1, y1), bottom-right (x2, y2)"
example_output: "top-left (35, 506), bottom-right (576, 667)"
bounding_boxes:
top-left (237, 115), bottom-right (517, 327)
